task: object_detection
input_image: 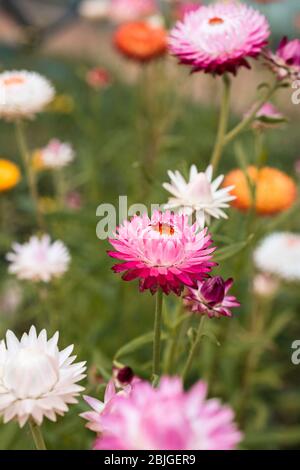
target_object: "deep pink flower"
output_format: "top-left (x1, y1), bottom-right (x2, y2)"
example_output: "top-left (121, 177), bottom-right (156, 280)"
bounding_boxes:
top-left (112, 365), bottom-right (134, 387)
top-left (168, 1), bottom-right (270, 75)
top-left (108, 210), bottom-right (216, 295)
top-left (267, 37), bottom-right (300, 80)
top-left (93, 377), bottom-right (242, 450)
top-left (184, 276), bottom-right (240, 318)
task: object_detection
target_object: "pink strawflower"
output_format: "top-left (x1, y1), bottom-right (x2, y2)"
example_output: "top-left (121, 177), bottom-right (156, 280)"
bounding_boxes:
top-left (168, 1), bottom-right (270, 75)
top-left (109, 0), bottom-right (156, 23)
top-left (184, 276), bottom-right (240, 318)
top-left (176, 2), bottom-right (201, 20)
top-left (267, 36), bottom-right (300, 80)
top-left (245, 102), bottom-right (286, 130)
top-left (81, 380), bottom-right (128, 433)
top-left (108, 210), bottom-right (216, 295)
top-left (93, 377), bottom-right (242, 450)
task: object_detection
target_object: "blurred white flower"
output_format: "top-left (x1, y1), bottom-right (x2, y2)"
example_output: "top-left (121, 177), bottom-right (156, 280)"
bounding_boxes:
top-left (0, 281), bottom-right (23, 316)
top-left (163, 165), bottom-right (235, 228)
top-left (39, 139), bottom-right (75, 169)
top-left (0, 326), bottom-right (86, 427)
top-left (6, 234), bottom-right (70, 282)
top-left (253, 273), bottom-right (279, 297)
top-left (254, 232), bottom-right (300, 281)
top-left (0, 71), bottom-right (55, 120)
top-left (80, 0), bottom-right (109, 20)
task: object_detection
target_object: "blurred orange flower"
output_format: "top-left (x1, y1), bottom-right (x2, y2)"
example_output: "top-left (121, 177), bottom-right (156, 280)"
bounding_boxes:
top-left (223, 166), bottom-right (297, 215)
top-left (0, 159), bottom-right (21, 192)
top-left (113, 21), bottom-right (167, 61)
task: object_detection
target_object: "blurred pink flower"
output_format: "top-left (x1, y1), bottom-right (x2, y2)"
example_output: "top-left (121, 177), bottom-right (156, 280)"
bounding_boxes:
top-left (81, 380), bottom-right (125, 433)
top-left (65, 191), bottom-right (82, 211)
top-left (168, 1), bottom-right (270, 75)
top-left (253, 273), bottom-right (279, 297)
top-left (294, 159), bottom-right (300, 175)
top-left (267, 37), bottom-right (300, 80)
top-left (108, 210), bottom-right (216, 295)
top-left (109, 0), bottom-right (156, 23)
top-left (184, 276), bottom-right (240, 318)
top-left (86, 67), bottom-right (112, 90)
top-left (93, 377), bottom-right (242, 450)
top-left (245, 102), bottom-right (285, 130)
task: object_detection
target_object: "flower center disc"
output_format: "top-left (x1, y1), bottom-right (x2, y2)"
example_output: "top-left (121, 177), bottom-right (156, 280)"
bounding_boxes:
top-left (208, 17), bottom-right (224, 26)
top-left (152, 222), bottom-right (175, 236)
top-left (3, 76), bottom-right (25, 86)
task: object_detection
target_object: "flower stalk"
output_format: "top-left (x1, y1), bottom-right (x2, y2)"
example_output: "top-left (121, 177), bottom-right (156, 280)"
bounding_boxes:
top-left (224, 81), bottom-right (278, 145)
top-left (152, 289), bottom-right (163, 383)
top-left (29, 419), bottom-right (46, 450)
top-left (210, 74), bottom-right (231, 172)
top-left (182, 315), bottom-right (206, 381)
top-left (15, 119), bottom-right (44, 229)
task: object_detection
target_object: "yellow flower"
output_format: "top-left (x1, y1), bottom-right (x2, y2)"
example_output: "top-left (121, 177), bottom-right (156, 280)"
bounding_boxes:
top-left (0, 159), bottom-right (21, 192)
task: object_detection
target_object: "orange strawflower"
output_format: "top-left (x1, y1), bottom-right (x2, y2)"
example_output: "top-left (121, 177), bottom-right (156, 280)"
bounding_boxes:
top-left (0, 159), bottom-right (21, 192)
top-left (223, 166), bottom-right (297, 215)
top-left (113, 21), bottom-right (167, 61)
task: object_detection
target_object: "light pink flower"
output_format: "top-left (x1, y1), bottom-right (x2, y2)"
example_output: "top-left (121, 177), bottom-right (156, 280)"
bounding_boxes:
top-left (108, 210), bottom-right (216, 295)
top-left (81, 380), bottom-right (124, 433)
top-left (245, 102), bottom-right (286, 130)
top-left (93, 377), bottom-right (242, 450)
top-left (267, 36), bottom-right (300, 81)
top-left (168, 1), bottom-right (270, 75)
top-left (109, 0), bottom-right (156, 23)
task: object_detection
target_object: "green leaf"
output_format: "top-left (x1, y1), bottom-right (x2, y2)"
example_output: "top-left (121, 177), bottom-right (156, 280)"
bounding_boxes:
top-left (114, 331), bottom-right (167, 360)
top-left (214, 235), bottom-right (254, 262)
top-left (266, 312), bottom-right (293, 340)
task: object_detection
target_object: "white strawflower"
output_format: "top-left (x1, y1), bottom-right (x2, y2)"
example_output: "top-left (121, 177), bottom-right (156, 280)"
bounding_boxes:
top-left (0, 326), bottom-right (86, 427)
top-left (6, 235), bottom-right (70, 282)
top-left (0, 71), bottom-right (55, 120)
top-left (254, 232), bottom-right (300, 281)
top-left (163, 165), bottom-right (235, 228)
top-left (39, 139), bottom-right (75, 169)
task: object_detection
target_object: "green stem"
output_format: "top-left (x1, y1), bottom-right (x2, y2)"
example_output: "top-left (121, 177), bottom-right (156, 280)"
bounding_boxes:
top-left (224, 81), bottom-right (278, 146)
top-left (210, 74), bottom-right (231, 172)
top-left (182, 315), bottom-right (206, 381)
top-left (152, 289), bottom-right (163, 383)
top-left (15, 120), bottom-right (44, 229)
top-left (54, 170), bottom-right (66, 209)
top-left (237, 293), bottom-right (274, 425)
top-left (29, 419), bottom-right (46, 450)
top-left (164, 303), bottom-right (184, 374)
